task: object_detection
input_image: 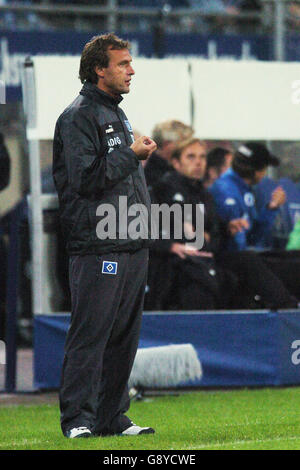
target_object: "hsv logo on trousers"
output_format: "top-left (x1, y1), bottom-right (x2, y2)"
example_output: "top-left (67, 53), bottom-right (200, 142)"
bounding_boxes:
top-left (102, 261), bottom-right (118, 275)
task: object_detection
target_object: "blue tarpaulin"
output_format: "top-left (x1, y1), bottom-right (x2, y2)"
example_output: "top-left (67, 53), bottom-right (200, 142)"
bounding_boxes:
top-left (34, 311), bottom-right (300, 390)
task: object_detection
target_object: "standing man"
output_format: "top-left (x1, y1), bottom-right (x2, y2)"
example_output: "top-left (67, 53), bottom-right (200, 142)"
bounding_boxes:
top-left (53, 34), bottom-right (156, 438)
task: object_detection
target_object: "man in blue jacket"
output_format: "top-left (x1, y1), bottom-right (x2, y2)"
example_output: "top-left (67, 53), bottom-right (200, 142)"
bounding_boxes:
top-left (210, 142), bottom-right (286, 251)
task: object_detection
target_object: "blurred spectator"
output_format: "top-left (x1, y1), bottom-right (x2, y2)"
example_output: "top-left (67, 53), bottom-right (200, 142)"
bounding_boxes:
top-left (144, 119), bottom-right (194, 190)
top-left (0, 0), bottom-right (15, 29)
top-left (118, 0), bottom-right (186, 32)
top-left (278, 143), bottom-right (300, 185)
top-left (204, 146), bottom-right (233, 188)
top-left (145, 137), bottom-right (298, 311)
top-left (288, 3), bottom-right (300, 30)
top-left (146, 137), bottom-right (233, 310)
top-left (193, 0), bottom-right (262, 16)
top-left (187, 0), bottom-right (263, 33)
top-left (188, 0), bottom-right (241, 32)
top-left (189, 0), bottom-right (241, 14)
top-left (118, 1), bottom-right (186, 8)
top-left (210, 142), bottom-right (286, 251)
top-left (0, 0), bottom-right (49, 31)
top-left (0, 132), bottom-right (10, 340)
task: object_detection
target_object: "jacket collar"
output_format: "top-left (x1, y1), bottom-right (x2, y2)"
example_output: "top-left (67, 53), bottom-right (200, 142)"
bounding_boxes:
top-left (224, 168), bottom-right (251, 191)
top-left (80, 81), bottom-right (123, 108)
top-left (176, 171), bottom-right (204, 190)
top-left (167, 169), bottom-right (204, 192)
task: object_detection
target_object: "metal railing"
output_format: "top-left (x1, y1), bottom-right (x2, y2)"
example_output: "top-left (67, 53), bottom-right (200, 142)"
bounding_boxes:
top-left (0, 1), bottom-right (298, 61)
top-left (0, 1), bottom-right (264, 34)
top-left (0, 1), bottom-right (263, 19)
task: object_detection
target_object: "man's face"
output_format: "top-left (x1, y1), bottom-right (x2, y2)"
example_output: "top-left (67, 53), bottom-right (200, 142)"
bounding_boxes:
top-left (96, 48), bottom-right (135, 97)
top-left (223, 152), bottom-right (233, 172)
top-left (173, 142), bottom-right (207, 180)
top-left (253, 167), bottom-right (267, 184)
top-left (208, 153), bottom-right (232, 184)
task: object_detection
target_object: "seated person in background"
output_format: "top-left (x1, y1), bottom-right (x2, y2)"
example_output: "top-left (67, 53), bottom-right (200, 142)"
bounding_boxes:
top-left (204, 146), bottom-right (233, 188)
top-left (188, 0), bottom-right (241, 33)
top-left (210, 142), bottom-right (286, 251)
top-left (145, 139), bottom-right (298, 311)
top-left (147, 137), bottom-right (229, 311)
top-left (189, 0), bottom-right (240, 14)
top-left (144, 120), bottom-right (194, 190)
top-left (287, 2), bottom-right (300, 30)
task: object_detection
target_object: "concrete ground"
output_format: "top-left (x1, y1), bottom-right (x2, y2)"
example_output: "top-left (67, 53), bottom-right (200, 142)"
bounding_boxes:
top-left (0, 348), bottom-right (59, 406)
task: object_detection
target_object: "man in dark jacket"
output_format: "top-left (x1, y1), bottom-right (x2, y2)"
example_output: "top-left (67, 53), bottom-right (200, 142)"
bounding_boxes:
top-left (146, 138), bottom-right (230, 310)
top-left (53, 34), bottom-right (156, 439)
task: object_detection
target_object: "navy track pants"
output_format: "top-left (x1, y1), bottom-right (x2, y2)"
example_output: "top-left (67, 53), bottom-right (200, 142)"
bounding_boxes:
top-left (59, 249), bottom-right (149, 435)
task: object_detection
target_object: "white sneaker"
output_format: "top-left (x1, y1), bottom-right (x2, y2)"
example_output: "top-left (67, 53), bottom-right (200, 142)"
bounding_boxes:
top-left (121, 424), bottom-right (155, 435)
top-left (66, 426), bottom-right (92, 438)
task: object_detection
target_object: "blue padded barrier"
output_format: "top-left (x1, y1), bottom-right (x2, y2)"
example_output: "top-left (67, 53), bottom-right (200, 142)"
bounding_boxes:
top-left (34, 310), bottom-right (300, 390)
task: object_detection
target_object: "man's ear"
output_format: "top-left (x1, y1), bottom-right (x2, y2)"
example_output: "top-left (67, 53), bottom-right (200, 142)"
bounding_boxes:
top-left (208, 167), bottom-right (217, 180)
top-left (171, 158), bottom-right (180, 171)
top-left (95, 66), bottom-right (105, 79)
